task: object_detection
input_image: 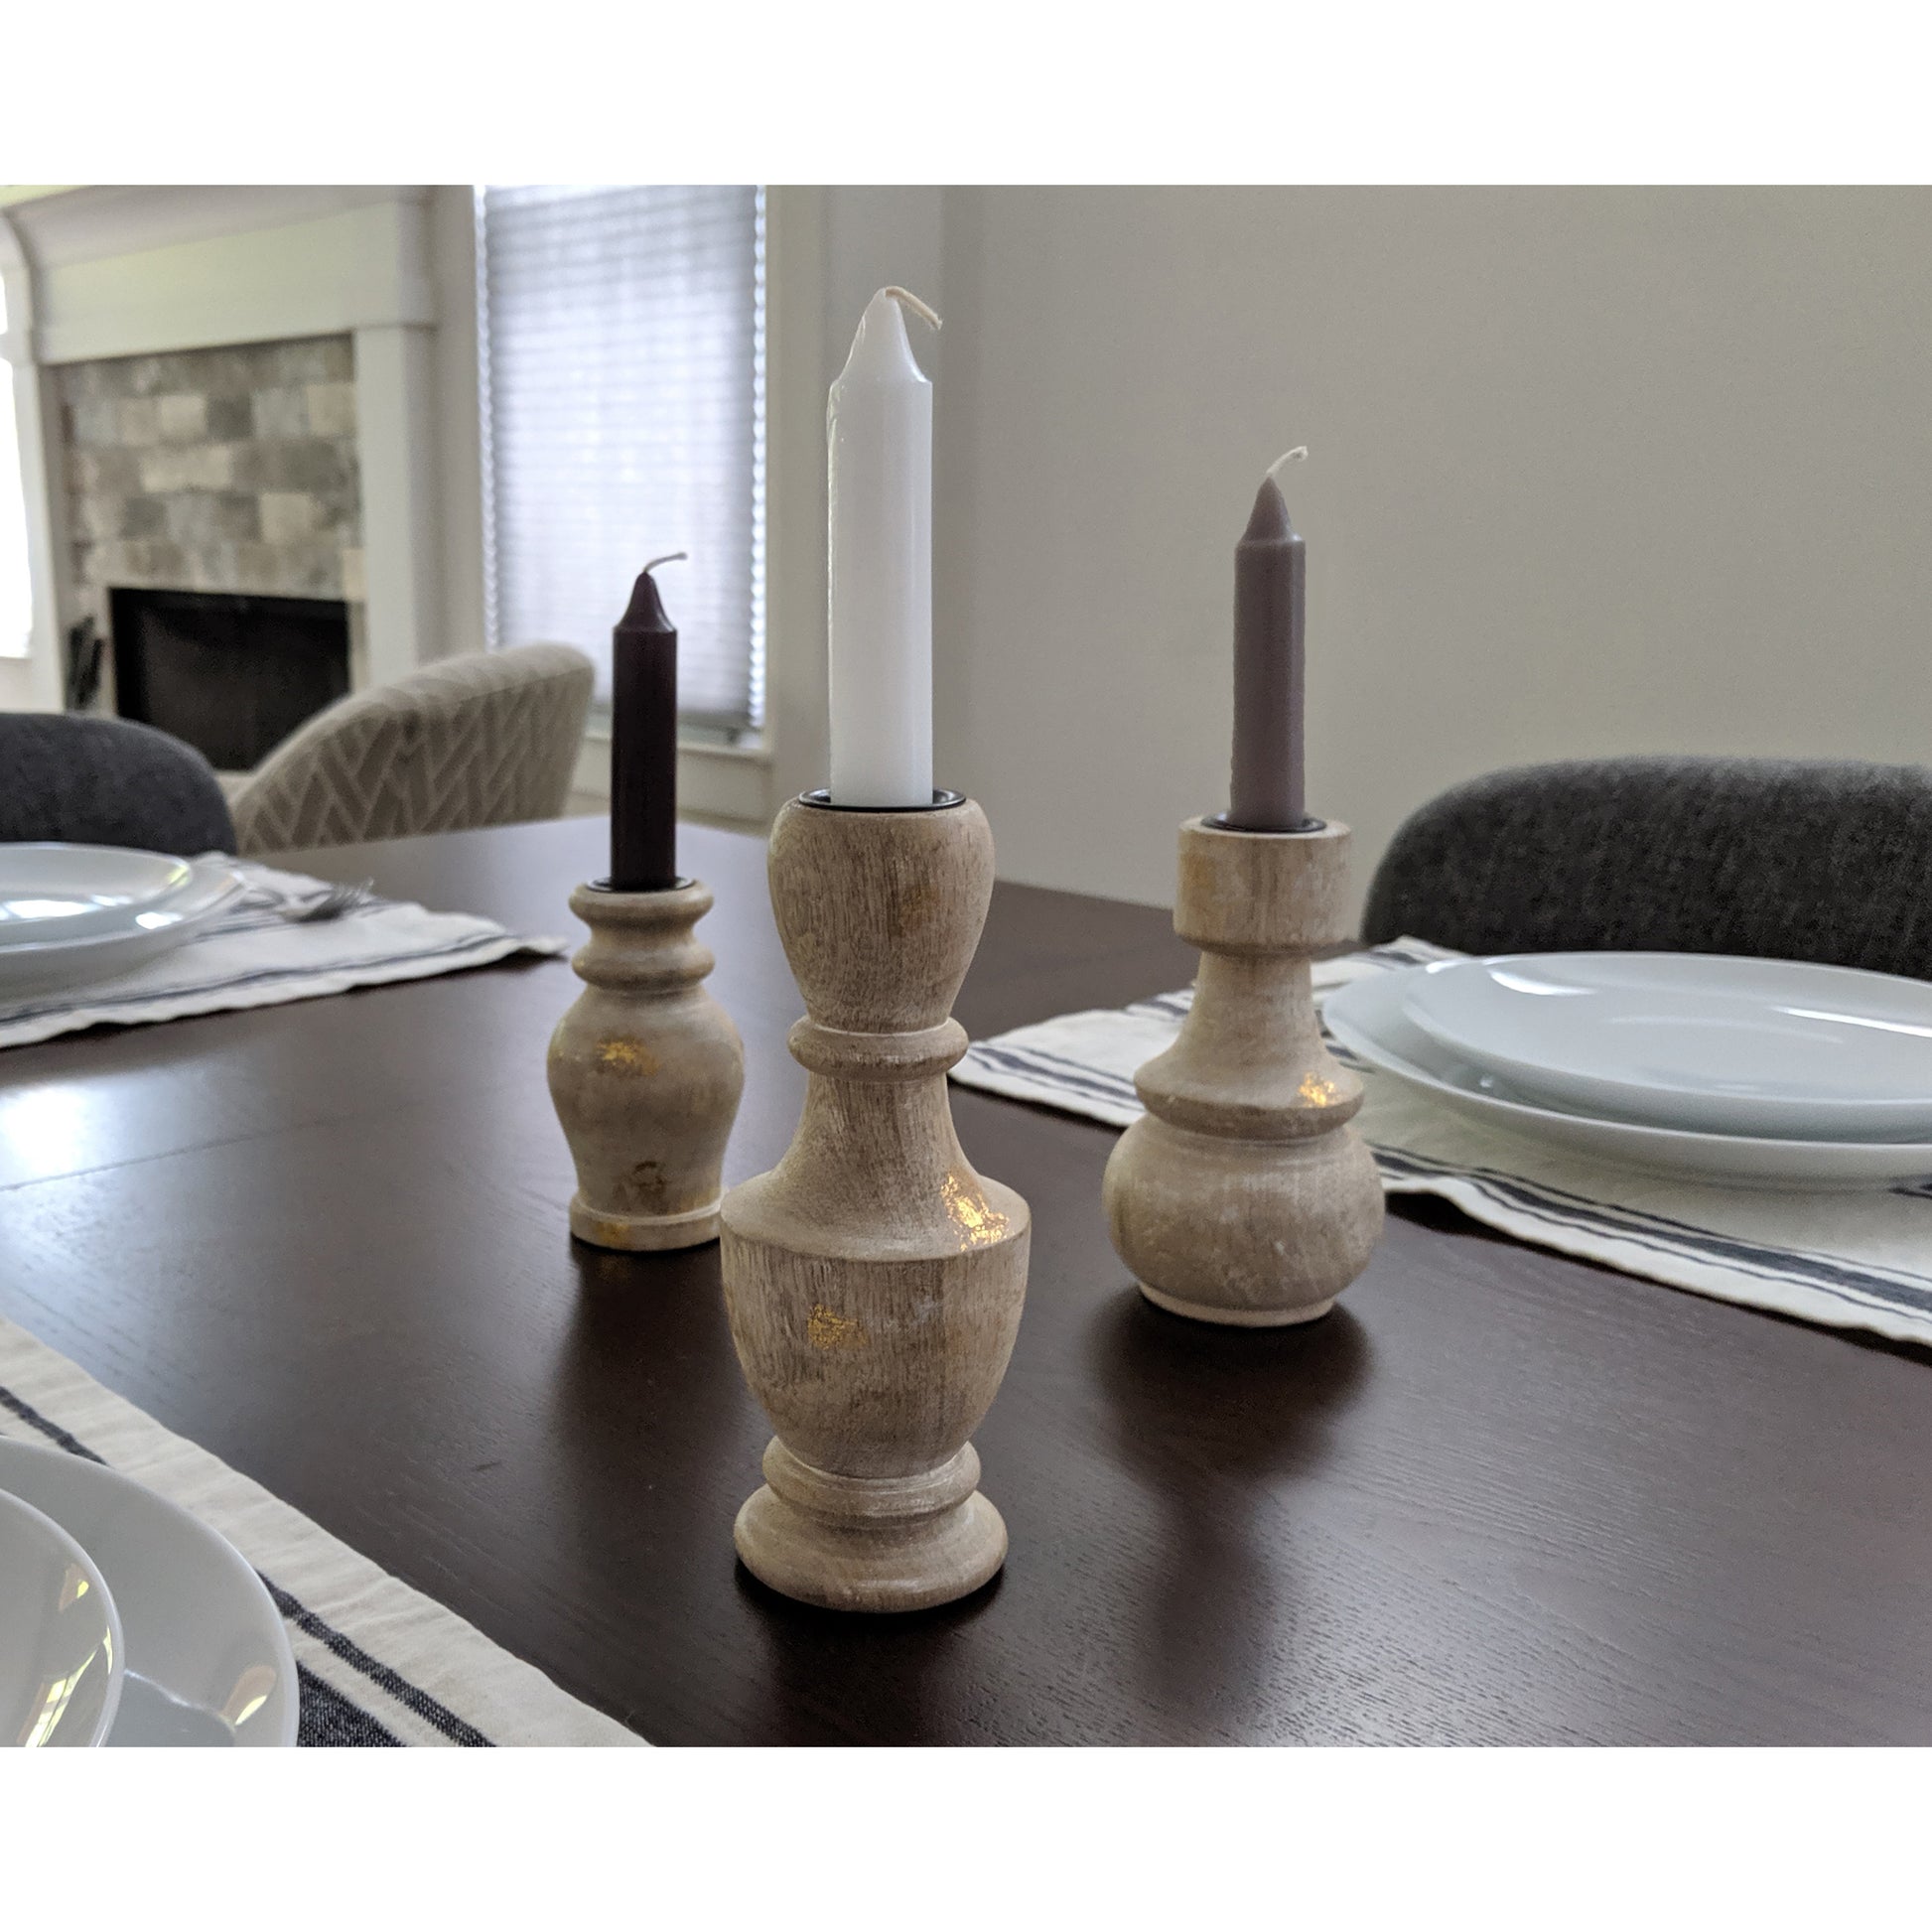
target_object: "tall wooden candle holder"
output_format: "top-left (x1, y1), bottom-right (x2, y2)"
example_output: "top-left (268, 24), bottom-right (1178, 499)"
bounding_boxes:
top-left (719, 792), bottom-right (1032, 1613)
top-left (1102, 816), bottom-right (1383, 1325)
top-left (547, 879), bottom-right (745, 1252)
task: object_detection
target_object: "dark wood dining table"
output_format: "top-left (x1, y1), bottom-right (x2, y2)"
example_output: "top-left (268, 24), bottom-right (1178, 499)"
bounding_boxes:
top-left (2, 814), bottom-right (1928, 1745)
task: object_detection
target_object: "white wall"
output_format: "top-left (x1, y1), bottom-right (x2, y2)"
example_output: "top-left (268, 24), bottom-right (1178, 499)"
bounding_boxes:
top-left (426, 187), bottom-right (487, 660)
top-left (919, 187), bottom-right (1932, 911)
top-left (64, 185), bottom-right (1904, 918)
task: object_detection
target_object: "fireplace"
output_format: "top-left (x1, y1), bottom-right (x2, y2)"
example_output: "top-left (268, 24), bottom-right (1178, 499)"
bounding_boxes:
top-left (110, 587), bottom-right (350, 771)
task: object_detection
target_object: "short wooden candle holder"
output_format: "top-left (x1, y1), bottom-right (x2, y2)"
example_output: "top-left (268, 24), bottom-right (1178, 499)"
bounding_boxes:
top-left (547, 879), bottom-right (745, 1252)
top-left (1102, 816), bottom-right (1383, 1325)
top-left (719, 792), bottom-right (1032, 1613)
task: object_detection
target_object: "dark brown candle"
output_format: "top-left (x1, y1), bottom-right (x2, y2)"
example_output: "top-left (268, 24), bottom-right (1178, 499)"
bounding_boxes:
top-left (1226, 473), bottom-right (1307, 832)
top-left (609, 561), bottom-right (678, 893)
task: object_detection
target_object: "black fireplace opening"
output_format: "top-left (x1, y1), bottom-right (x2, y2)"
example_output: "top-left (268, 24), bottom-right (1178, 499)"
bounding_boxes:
top-left (110, 586), bottom-right (350, 771)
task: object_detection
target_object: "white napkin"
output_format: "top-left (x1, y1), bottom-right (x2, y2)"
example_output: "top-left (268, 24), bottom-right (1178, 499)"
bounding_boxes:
top-left (0, 1312), bottom-right (641, 1745)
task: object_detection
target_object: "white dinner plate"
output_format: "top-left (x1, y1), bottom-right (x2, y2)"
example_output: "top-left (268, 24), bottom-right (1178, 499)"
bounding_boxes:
top-left (0, 855), bottom-right (243, 1002)
top-left (1401, 952), bottom-right (1932, 1142)
top-left (0, 843), bottom-right (198, 947)
top-left (0, 1487), bottom-right (124, 1747)
top-left (1325, 965), bottom-right (1932, 1191)
top-left (0, 1441), bottom-right (298, 1747)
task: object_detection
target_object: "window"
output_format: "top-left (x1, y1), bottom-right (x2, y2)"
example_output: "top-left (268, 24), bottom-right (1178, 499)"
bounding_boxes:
top-left (476, 185), bottom-right (765, 736)
top-left (0, 276), bottom-right (31, 658)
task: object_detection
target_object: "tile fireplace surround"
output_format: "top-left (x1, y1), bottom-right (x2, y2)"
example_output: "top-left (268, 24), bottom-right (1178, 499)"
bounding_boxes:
top-left (59, 336), bottom-right (365, 680)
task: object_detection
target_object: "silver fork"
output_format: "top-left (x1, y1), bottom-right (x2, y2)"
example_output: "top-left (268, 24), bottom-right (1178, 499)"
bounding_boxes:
top-left (280, 878), bottom-right (375, 923)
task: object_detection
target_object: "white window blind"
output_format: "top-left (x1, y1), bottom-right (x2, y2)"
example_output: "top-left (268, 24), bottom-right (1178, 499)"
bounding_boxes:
top-left (477, 185), bottom-right (765, 732)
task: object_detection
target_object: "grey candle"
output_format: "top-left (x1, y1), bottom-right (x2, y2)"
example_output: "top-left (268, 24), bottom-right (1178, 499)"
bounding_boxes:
top-left (1226, 471), bottom-right (1307, 832)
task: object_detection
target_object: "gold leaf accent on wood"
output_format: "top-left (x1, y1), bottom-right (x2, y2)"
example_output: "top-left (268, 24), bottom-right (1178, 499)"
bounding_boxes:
top-left (599, 1037), bottom-right (658, 1074)
top-left (807, 1304), bottom-right (866, 1350)
top-left (941, 1173), bottom-right (1010, 1249)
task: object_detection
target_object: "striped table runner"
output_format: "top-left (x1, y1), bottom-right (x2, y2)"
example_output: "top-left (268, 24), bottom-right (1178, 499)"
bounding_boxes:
top-left (0, 861), bottom-right (566, 1051)
top-left (0, 1312), bottom-right (642, 1746)
top-left (952, 939), bottom-right (1932, 1352)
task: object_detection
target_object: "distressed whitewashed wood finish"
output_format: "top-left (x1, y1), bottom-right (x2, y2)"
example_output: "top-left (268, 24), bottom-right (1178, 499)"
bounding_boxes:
top-left (719, 796), bottom-right (1032, 1612)
top-left (546, 878), bottom-right (745, 1252)
top-left (1103, 817), bottom-right (1384, 1324)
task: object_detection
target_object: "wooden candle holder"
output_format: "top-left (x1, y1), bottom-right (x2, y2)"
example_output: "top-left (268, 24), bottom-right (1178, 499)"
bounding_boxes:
top-left (719, 793), bottom-right (1032, 1613)
top-left (1102, 817), bottom-right (1383, 1325)
top-left (547, 879), bottom-right (745, 1252)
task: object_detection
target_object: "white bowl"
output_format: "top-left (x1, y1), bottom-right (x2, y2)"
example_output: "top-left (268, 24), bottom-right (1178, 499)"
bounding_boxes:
top-left (0, 856), bottom-right (244, 1002)
top-left (0, 843), bottom-right (199, 947)
top-left (0, 1442), bottom-right (298, 1747)
top-left (0, 1486), bottom-right (125, 1747)
top-left (1401, 952), bottom-right (1932, 1142)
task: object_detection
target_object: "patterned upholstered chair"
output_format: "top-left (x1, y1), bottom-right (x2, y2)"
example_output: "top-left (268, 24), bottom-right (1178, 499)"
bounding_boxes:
top-left (0, 711), bottom-right (236, 855)
top-left (226, 645), bottom-right (595, 857)
top-left (1361, 756), bottom-right (1932, 981)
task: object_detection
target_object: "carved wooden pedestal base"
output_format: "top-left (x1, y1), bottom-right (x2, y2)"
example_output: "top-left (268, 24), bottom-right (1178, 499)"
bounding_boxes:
top-left (733, 1440), bottom-right (1009, 1614)
top-left (546, 879), bottom-right (745, 1253)
top-left (1103, 817), bottom-right (1384, 1325)
top-left (1138, 1282), bottom-right (1336, 1326)
top-left (720, 794), bottom-right (1031, 1613)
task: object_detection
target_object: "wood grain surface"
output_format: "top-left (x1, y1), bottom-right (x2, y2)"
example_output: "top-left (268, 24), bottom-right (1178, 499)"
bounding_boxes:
top-left (1106, 816), bottom-right (1383, 1325)
top-left (0, 815), bottom-right (1928, 1743)
top-left (722, 796), bottom-right (1030, 1611)
top-left (547, 877), bottom-right (744, 1250)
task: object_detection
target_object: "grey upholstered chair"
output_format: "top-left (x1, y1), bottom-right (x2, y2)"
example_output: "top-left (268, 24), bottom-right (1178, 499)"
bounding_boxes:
top-left (1362, 756), bottom-right (1932, 981)
top-left (0, 711), bottom-right (236, 855)
top-left (225, 644), bottom-right (595, 857)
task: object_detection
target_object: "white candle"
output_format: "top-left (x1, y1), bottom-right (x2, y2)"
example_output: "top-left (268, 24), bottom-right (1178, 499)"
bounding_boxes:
top-left (827, 287), bottom-right (936, 807)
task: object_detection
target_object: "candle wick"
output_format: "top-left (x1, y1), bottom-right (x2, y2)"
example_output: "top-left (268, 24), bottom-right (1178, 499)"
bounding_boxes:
top-left (882, 286), bottom-right (942, 333)
top-left (643, 551), bottom-right (689, 575)
top-left (1267, 446), bottom-right (1309, 483)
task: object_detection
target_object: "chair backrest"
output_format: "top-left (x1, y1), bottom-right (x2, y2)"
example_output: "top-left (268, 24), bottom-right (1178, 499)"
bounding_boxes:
top-left (228, 645), bottom-right (596, 856)
top-left (1361, 756), bottom-right (1932, 980)
top-left (0, 711), bottom-right (235, 856)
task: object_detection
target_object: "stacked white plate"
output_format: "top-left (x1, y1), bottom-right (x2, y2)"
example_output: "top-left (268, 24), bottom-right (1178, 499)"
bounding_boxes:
top-left (0, 842), bottom-right (243, 1000)
top-left (0, 1488), bottom-right (122, 1746)
top-left (0, 1442), bottom-right (298, 1747)
top-left (1325, 951), bottom-right (1932, 1190)
top-left (0, 851), bottom-right (298, 1745)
